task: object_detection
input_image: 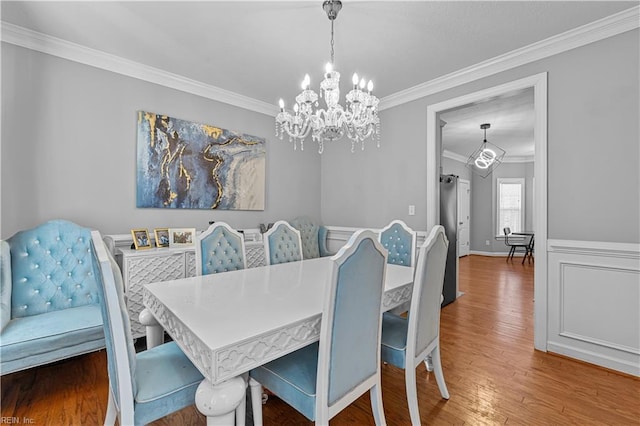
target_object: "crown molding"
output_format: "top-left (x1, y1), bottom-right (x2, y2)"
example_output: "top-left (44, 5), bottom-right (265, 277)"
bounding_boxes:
top-left (442, 150), bottom-right (468, 163)
top-left (503, 155), bottom-right (535, 164)
top-left (0, 21), bottom-right (279, 117)
top-left (2, 5), bottom-right (638, 115)
top-left (379, 6), bottom-right (640, 110)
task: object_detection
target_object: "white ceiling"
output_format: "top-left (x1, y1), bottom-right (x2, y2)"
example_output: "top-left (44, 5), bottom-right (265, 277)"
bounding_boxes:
top-left (2, 1), bottom-right (637, 159)
top-left (440, 88), bottom-right (535, 162)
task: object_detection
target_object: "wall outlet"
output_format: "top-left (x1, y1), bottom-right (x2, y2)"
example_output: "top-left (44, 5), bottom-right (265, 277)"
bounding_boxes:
top-left (408, 205), bottom-right (415, 216)
top-left (485, 240), bottom-right (490, 246)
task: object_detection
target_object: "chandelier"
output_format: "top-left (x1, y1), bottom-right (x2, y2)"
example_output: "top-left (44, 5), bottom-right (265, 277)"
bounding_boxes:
top-left (275, 0), bottom-right (380, 154)
top-left (465, 123), bottom-right (506, 178)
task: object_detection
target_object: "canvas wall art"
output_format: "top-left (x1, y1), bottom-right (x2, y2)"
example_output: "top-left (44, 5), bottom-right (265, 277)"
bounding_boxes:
top-left (136, 111), bottom-right (266, 210)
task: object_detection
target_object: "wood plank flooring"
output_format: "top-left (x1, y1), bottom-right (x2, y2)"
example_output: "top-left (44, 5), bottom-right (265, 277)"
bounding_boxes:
top-left (2, 255), bottom-right (638, 425)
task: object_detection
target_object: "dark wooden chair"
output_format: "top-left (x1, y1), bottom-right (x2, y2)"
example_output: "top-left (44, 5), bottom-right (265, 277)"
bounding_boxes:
top-left (504, 227), bottom-right (533, 264)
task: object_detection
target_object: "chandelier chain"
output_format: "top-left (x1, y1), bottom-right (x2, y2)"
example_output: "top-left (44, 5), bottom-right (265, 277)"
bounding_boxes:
top-left (330, 19), bottom-right (335, 64)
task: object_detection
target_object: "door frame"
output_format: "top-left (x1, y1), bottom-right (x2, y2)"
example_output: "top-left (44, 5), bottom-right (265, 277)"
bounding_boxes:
top-left (457, 178), bottom-right (471, 257)
top-left (426, 72), bottom-right (548, 351)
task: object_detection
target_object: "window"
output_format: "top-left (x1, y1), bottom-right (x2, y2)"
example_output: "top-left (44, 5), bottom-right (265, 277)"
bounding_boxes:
top-left (497, 178), bottom-right (524, 236)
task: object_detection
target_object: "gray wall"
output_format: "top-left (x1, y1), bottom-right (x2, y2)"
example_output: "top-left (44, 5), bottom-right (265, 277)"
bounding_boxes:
top-left (441, 156), bottom-right (472, 182)
top-left (468, 162), bottom-right (535, 253)
top-left (3, 29), bottom-right (638, 244)
top-left (321, 101), bottom-right (430, 230)
top-left (321, 29), bottom-right (639, 244)
top-left (1, 44), bottom-right (321, 238)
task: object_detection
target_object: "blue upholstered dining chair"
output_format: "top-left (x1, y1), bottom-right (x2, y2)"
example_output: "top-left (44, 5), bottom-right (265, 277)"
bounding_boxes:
top-left (379, 220), bottom-right (417, 267)
top-left (380, 225), bottom-right (450, 425)
top-left (289, 216), bottom-right (331, 259)
top-left (90, 231), bottom-right (204, 426)
top-left (379, 220), bottom-right (417, 315)
top-left (263, 220), bottom-right (303, 266)
top-left (249, 230), bottom-right (389, 425)
top-left (196, 222), bottom-right (247, 275)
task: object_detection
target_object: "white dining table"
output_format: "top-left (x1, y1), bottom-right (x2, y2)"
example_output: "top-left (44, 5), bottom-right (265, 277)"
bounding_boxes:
top-left (142, 256), bottom-right (414, 424)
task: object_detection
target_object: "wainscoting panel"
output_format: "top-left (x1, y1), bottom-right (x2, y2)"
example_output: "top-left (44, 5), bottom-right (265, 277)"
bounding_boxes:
top-left (547, 239), bottom-right (640, 376)
top-left (325, 226), bottom-right (428, 255)
top-left (325, 226), bottom-right (359, 254)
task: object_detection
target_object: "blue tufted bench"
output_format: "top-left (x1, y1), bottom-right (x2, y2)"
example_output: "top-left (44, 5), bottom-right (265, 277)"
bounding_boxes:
top-left (0, 220), bottom-right (105, 375)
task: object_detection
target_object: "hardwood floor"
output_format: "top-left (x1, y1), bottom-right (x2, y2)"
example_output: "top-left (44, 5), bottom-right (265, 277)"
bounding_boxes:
top-left (2, 255), bottom-right (638, 425)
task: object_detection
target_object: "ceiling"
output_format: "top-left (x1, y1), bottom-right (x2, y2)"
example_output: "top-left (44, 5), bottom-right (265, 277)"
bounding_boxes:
top-left (440, 88), bottom-right (535, 162)
top-left (2, 1), bottom-right (637, 159)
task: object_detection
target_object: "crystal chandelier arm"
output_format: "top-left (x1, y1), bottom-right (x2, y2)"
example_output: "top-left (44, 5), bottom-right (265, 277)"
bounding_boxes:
top-left (276, 103), bottom-right (314, 151)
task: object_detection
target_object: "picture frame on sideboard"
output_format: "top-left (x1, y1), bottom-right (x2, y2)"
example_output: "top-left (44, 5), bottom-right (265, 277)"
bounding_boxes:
top-left (169, 228), bottom-right (196, 247)
top-left (131, 229), bottom-right (152, 250)
top-left (154, 228), bottom-right (170, 248)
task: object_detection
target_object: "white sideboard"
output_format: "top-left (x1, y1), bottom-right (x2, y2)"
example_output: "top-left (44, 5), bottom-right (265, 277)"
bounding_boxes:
top-left (117, 247), bottom-right (195, 338)
top-left (245, 241), bottom-right (267, 269)
top-left (117, 241), bottom-right (265, 338)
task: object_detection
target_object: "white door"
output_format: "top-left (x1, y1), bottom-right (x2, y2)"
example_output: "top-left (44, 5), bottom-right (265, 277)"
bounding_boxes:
top-left (458, 179), bottom-right (471, 257)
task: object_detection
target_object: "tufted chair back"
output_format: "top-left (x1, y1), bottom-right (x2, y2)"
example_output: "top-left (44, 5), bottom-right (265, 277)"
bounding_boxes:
top-left (289, 216), bottom-right (330, 259)
top-left (6, 220), bottom-right (100, 319)
top-left (196, 222), bottom-right (247, 275)
top-left (379, 220), bottom-right (417, 267)
top-left (263, 220), bottom-right (303, 265)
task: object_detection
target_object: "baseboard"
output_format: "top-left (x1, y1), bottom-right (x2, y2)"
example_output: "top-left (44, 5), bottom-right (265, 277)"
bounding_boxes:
top-left (468, 250), bottom-right (511, 257)
top-left (547, 341), bottom-right (640, 377)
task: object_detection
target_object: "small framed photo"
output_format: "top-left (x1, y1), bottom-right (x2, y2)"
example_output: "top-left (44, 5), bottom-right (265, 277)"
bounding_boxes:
top-left (154, 228), bottom-right (170, 248)
top-left (131, 229), bottom-right (152, 250)
top-left (169, 228), bottom-right (196, 247)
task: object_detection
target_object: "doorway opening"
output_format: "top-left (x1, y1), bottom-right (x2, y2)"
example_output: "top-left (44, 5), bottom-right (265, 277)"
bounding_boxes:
top-left (441, 87), bottom-right (534, 256)
top-left (426, 73), bottom-right (548, 351)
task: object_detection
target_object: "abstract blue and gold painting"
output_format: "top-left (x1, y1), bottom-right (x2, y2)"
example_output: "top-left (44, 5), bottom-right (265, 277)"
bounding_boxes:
top-left (136, 111), bottom-right (265, 210)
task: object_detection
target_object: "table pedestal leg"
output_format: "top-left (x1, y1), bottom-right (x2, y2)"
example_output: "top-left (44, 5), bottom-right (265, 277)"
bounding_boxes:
top-left (249, 377), bottom-right (264, 426)
top-left (195, 377), bottom-right (246, 426)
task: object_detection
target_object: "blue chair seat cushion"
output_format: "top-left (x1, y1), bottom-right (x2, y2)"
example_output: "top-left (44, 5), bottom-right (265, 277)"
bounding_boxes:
top-left (0, 304), bottom-right (103, 362)
top-left (380, 312), bottom-right (408, 369)
top-left (250, 342), bottom-right (319, 421)
top-left (133, 341), bottom-right (204, 424)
